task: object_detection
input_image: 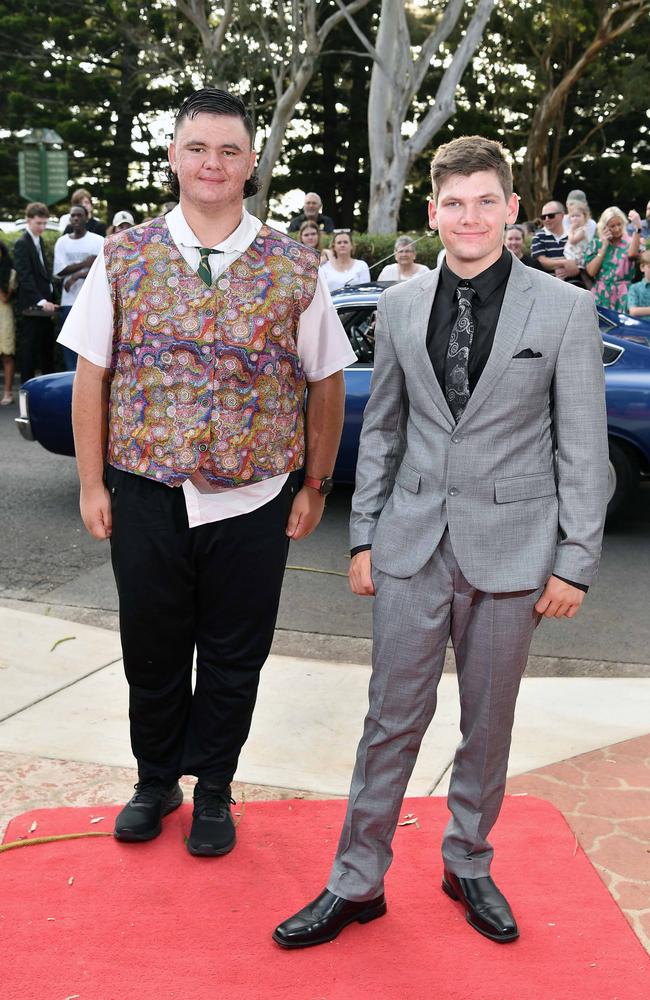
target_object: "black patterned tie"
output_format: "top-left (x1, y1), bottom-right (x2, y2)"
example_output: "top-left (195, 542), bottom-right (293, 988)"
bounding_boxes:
top-left (197, 247), bottom-right (221, 287)
top-left (445, 282), bottom-right (476, 422)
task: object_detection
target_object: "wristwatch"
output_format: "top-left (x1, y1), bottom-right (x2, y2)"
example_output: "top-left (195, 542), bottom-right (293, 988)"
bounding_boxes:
top-left (303, 475), bottom-right (335, 496)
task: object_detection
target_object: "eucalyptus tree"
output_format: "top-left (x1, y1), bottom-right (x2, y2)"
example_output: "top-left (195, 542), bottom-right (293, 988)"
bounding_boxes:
top-left (358, 0), bottom-right (496, 233)
top-left (170, 0), bottom-right (374, 219)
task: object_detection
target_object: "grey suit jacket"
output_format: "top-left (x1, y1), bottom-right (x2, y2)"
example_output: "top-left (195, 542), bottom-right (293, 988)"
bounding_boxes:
top-left (350, 255), bottom-right (609, 592)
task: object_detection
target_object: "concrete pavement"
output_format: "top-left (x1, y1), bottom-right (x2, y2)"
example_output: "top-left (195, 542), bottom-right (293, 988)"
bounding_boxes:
top-left (1, 604), bottom-right (648, 951)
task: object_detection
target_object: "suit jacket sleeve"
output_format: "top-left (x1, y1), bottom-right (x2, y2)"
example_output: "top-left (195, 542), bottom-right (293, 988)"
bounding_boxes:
top-left (349, 293), bottom-right (409, 550)
top-left (551, 291), bottom-right (609, 584)
top-left (13, 238), bottom-right (40, 309)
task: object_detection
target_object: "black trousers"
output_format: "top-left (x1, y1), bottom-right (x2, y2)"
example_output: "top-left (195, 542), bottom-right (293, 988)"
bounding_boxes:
top-left (107, 465), bottom-right (296, 785)
top-left (18, 315), bottom-right (55, 384)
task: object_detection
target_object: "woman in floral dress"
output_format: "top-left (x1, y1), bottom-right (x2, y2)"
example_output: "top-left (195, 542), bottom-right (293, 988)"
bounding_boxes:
top-left (584, 206), bottom-right (642, 311)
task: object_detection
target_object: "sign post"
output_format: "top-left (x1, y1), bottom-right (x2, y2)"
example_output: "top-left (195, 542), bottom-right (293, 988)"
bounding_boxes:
top-left (18, 129), bottom-right (68, 205)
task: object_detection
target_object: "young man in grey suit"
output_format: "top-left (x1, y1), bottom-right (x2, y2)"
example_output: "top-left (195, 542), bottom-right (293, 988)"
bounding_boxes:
top-left (274, 136), bottom-right (609, 948)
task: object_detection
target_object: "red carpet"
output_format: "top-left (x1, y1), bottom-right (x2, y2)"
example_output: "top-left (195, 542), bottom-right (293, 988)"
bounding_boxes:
top-left (2, 796), bottom-right (648, 1000)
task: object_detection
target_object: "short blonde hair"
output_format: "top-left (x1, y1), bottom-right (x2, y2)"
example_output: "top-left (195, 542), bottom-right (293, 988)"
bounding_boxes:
top-left (431, 136), bottom-right (513, 202)
top-left (597, 206), bottom-right (627, 237)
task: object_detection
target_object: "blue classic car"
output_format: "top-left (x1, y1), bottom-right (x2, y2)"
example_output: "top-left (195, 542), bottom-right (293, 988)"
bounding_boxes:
top-left (16, 284), bottom-right (650, 523)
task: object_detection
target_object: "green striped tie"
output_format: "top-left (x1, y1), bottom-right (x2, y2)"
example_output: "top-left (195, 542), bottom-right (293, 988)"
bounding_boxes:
top-left (197, 247), bottom-right (221, 287)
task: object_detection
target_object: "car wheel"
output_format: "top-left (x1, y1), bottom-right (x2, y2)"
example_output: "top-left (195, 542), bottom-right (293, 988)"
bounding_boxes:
top-left (606, 439), bottom-right (639, 524)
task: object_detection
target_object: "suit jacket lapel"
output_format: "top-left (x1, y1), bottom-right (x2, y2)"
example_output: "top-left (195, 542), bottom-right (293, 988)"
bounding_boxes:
top-left (457, 256), bottom-right (534, 425)
top-left (409, 269), bottom-right (455, 428)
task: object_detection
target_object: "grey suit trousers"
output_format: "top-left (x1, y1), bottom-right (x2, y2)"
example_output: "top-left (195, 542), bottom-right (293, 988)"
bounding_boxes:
top-left (327, 531), bottom-right (541, 902)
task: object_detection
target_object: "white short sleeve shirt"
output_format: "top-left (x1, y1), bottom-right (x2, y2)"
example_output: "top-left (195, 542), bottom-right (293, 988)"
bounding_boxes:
top-left (53, 231), bottom-right (104, 307)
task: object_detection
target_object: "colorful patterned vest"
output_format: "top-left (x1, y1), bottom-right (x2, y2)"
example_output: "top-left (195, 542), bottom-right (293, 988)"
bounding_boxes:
top-left (105, 217), bottom-right (319, 487)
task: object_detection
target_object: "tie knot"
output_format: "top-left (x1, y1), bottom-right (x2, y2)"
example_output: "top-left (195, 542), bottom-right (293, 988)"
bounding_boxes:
top-left (197, 246), bottom-right (222, 287)
top-left (456, 282), bottom-right (475, 302)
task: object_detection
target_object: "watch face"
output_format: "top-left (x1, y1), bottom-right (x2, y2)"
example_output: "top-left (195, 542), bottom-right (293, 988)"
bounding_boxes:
top-left (320, 477), bottom-right (334, 496)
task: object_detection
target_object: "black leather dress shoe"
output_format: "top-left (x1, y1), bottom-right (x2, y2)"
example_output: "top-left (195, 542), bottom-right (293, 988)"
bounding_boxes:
top-left (273, 888), bottom-right (387, 948)
top-left (187, 783), bottom-right (236, 857)
top-left (114, 779), bottom-right (183, 842)
top-left (442, 870), bottom-right (519, 942)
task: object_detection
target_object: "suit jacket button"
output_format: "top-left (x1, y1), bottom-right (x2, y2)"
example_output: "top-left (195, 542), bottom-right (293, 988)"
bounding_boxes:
top-left (451, 434), bottom-right (462, 444)
top-left (448, 486), bottom-right (459, 496)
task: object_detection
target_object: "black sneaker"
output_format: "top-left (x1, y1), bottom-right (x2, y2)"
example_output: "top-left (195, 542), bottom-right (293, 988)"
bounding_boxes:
top-left (187, 783), bottom-right (236, 857)
top-left (114, 778), bottom-right (183, 842)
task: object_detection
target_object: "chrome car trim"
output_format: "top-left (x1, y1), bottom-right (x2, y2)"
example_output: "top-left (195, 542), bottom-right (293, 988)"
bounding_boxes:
top-left (602, 341), bottom-right (625, 367)
top-left (15, 417), bottom-right (35, 442)
top-left (15, 390), bottom-right (35, 441)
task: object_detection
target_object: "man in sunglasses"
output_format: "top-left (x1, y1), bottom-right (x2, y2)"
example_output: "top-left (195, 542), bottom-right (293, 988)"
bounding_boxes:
top-left (531, 201), bottom-right (583, 286)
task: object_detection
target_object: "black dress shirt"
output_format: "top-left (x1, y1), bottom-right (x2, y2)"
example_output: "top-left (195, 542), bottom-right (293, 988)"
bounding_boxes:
top-left (288, 211), bottom-right (335, 234)
top-left (351, 248), bottom-right (587, 593)
top-left (426, 248), bottom-right (511, 393)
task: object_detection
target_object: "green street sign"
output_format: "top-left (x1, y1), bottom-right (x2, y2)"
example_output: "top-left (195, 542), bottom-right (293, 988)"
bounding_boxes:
top-left (18, 146), bottom-right (69, 205)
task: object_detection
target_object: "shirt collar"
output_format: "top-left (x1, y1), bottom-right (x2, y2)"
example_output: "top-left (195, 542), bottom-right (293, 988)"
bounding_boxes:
top-left (28, 230), bottom-right (41, 247)
top-left (165, 205), bottom-right (262, 253)
top-left (543, 226), bottom-right (565, 240)
top-left (440, 247), bottom-right (512, 303)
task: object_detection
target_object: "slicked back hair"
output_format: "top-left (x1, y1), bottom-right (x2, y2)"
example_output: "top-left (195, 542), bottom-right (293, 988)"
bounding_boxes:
top-left (168, 87), bottom-right (259, 199)
top-left (431, 136), bottom-right (513, 203)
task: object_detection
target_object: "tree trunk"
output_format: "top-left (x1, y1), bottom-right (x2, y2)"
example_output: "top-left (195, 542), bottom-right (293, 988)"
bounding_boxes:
top-left (366, 0), bottom-right (495, 234)
top-left (245, 0), bottom-right (373, 220)
top-left (367, 151), bottom-right (410, 234)
top-left (109, 40), bottom-right (138, 219)
top-left (246, 55), bottom-right (317, 219)
top-left (366, 0), bottom-right (403, 234)
top-left (337, 51), bottom-right (369, 228)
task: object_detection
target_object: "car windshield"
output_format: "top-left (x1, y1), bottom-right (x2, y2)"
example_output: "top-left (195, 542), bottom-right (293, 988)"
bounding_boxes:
top-left (598, 307), bottom-right (650, 348)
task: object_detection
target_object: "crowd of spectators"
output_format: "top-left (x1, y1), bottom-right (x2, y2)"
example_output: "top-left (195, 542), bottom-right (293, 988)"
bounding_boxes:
top-left (1, 183), bottom-right (648, 404)
top-left (519, 188), bottom-right (647, 313)
top-left (0, 192), bottom-right (138, 401)
top-left (286, 186), bottom-right (649, 313)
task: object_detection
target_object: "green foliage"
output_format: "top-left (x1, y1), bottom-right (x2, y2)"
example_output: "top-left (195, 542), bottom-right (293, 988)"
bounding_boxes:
top-left (449, 0), bottom-right (650, 218)
top-left (260, 2), bottom-right (380, 229)
top-left (0, 1), bottom-right (178, 220)
top-left (0, 0), bottom-right (647, 228)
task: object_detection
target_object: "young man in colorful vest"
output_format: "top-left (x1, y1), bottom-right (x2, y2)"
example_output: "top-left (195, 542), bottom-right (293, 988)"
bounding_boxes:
top-left (59, 88), bottom-right (356, 857)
